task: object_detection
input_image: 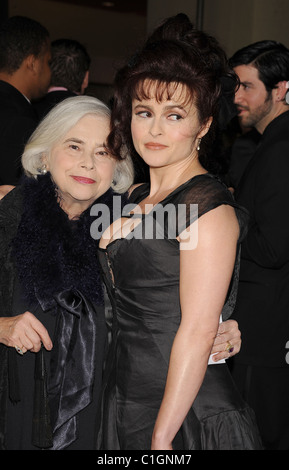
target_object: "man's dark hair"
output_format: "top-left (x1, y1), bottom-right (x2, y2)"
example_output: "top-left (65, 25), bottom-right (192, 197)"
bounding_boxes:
top-left (0, 16), bottom-right (50, 74)
top-left (229, 40), bottom-right (289, 92)
top-left (50, 39), bottom-right (91, 93)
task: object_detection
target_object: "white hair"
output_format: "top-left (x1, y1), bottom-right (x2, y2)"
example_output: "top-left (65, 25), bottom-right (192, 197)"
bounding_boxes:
top-left (22, 95), bottom-right (134, 193)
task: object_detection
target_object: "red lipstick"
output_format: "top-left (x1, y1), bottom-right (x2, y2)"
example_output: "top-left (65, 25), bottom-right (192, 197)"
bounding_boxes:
top-left (144, 142), bottom-right (168, 150)
top-left (71, 176), bottom-right (96, 184)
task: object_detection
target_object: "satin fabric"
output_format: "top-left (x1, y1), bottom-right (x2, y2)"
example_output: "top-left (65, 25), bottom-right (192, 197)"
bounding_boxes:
top-left (192, 365), bottom-right (262, 449)
top-left (37, 289), bottom-right (101, 450)
top-left (96, 174), bottom-right (262, 450)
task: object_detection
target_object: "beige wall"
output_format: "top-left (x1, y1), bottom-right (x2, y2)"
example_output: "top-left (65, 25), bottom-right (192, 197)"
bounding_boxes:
top-left (8, 0), bottom-right (289, 89)
top-left (147, 0), bottom-right (289, 57)
top-left (147, 0), bottom-right (198, 33)
top-left (8, 0), bottom-right (147, 89)
top-left (202, 0), bottom-right (289, 57)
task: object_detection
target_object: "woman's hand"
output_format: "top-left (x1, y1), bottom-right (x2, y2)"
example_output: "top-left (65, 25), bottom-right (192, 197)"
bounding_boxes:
top-left (0, 311), bottom-right (53, 354)
top-left (210, 319), bottom-right (241, 362)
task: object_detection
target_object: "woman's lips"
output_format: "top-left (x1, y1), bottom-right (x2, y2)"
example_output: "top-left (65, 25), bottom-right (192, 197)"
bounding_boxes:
top-left (144, 142), bottom-right (168, 150)
top-left (71, 175), bottom-right (96, 184)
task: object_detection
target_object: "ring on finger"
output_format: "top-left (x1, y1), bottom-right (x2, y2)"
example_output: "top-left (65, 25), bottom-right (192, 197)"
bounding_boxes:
top-left (225, 341), bottom-right (234, 354)
top-left (15, 345), bottom-right (24, 355)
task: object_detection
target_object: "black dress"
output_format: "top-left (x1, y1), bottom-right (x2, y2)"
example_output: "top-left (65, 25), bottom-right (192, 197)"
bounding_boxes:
top-left (96, 174), bottom-right (262, 450)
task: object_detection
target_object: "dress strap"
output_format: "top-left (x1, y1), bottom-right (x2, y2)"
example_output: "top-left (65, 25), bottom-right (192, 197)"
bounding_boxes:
top-left (129, 183), bottom-right (149, 204)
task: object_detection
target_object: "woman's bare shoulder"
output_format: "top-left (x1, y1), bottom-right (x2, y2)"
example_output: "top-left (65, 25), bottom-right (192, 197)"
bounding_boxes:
top-left (0, 185), bottom-right (15, 201)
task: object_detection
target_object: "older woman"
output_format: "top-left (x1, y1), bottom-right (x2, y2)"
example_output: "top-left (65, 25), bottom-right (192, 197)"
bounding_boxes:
top-left (0, 95), bottom-right (133, 450)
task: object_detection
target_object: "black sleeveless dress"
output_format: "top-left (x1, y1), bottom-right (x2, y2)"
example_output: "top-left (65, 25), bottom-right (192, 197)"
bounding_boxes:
top-left (96, 174), bottom-right (262, 450)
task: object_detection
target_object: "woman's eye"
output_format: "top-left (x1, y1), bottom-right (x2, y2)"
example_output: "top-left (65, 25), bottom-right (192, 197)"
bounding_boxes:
top-left (168, 113), bottom-right (182, 121)
top-left (96, 149), bottom-right (109, 156)
top-left (136, 111), bottom-right (151, 118)
top-left (69, 144), bottom-right (79, 150)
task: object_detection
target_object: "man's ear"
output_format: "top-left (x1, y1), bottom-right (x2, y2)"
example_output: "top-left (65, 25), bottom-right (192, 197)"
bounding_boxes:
top-left (273, 81), bottom-right (288, 102)
top-left (24, 54), bottom-right (40, 76)
top-left (81, 70), bottom-right (89, 94)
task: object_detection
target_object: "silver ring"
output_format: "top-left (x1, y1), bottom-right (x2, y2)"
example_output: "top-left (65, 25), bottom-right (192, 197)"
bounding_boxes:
top-left (15, 346), bottom-right (24, 355)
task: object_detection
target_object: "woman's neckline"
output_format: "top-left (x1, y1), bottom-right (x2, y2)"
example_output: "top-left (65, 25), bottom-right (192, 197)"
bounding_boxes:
top-left (99, 173), bottom-right (216, 252)
top-left (130, 172), bottom-right (212, 207)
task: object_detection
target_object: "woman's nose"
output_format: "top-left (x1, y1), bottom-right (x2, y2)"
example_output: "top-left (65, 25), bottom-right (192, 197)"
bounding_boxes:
top-left (149, 118), bottom-right (163, 137)
top-left (81, 152), bottom-right (95, 170)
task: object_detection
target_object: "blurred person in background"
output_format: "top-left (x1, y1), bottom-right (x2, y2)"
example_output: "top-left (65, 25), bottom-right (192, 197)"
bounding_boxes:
top-left (229, 40), bottom-right (289, 450)
top-left (34, 38), bottom-right (91, 120)
top-left (0, 16), bottom-right (51, 185)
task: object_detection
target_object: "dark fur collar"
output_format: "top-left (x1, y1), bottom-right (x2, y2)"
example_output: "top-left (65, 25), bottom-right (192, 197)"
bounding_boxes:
top-left (12, 174), bottom-right (121, 306)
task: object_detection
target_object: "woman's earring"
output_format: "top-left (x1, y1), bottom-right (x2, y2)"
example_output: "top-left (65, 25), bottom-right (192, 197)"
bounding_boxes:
top-left (197, 138), bottom-right (202, 151)
top-left (38, 164), bottom-right (47, 175)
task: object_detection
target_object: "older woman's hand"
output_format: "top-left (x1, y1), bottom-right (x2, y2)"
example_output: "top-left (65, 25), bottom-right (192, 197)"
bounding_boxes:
top-left (210, 319), bottom-right (241, 362)
top-left (0, 311), bottom-right (52, 354)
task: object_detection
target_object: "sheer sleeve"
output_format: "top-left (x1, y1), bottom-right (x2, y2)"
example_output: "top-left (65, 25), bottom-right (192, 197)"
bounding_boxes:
top-left (174, 174), bottom-right (248, 321)
top-left (175, 174), bottom-right (249, 241)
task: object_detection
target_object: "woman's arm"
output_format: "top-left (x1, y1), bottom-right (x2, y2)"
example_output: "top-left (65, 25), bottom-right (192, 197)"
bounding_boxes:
top-left (0, 185), bottom-right (14, 200)
top-left (151, 204), bottom-right (239, 450)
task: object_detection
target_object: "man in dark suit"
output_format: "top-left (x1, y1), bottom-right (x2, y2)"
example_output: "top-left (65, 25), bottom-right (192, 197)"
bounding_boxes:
top-left (33, 39), bottom-right (91, 120)
top-left (228, 40), bottom-right (289, 449)
top-left (0, 16), bottom-right (51, 185)
top-left (227, 126), bottom-right (260, 189)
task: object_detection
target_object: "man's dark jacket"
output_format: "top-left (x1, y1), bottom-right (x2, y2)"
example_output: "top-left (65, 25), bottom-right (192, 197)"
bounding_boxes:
top-left (232, 111), bottom-right (289, 367)
top-left (0, 187), bottom-right (23, 448)
top-left (33, 89), bottom-right (76, 120)
top-left (0, 81), bottom-right (38, 185)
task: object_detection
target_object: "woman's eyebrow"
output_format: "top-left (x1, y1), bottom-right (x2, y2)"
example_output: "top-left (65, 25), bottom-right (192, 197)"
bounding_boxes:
top-left (64, 137), bottom-right (108, 148)
top-left (133, 104), bottom-right (186, 111)
top-left (64, 137), bottom-right (84, 144)
top-left (163, 104), bottom-right (186, 111)
top-left (133, 104), bottom-right (151, 110)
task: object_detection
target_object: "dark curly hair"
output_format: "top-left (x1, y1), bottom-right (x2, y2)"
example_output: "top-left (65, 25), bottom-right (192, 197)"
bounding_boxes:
top-left (108, 13), bottom-right (238, 175)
